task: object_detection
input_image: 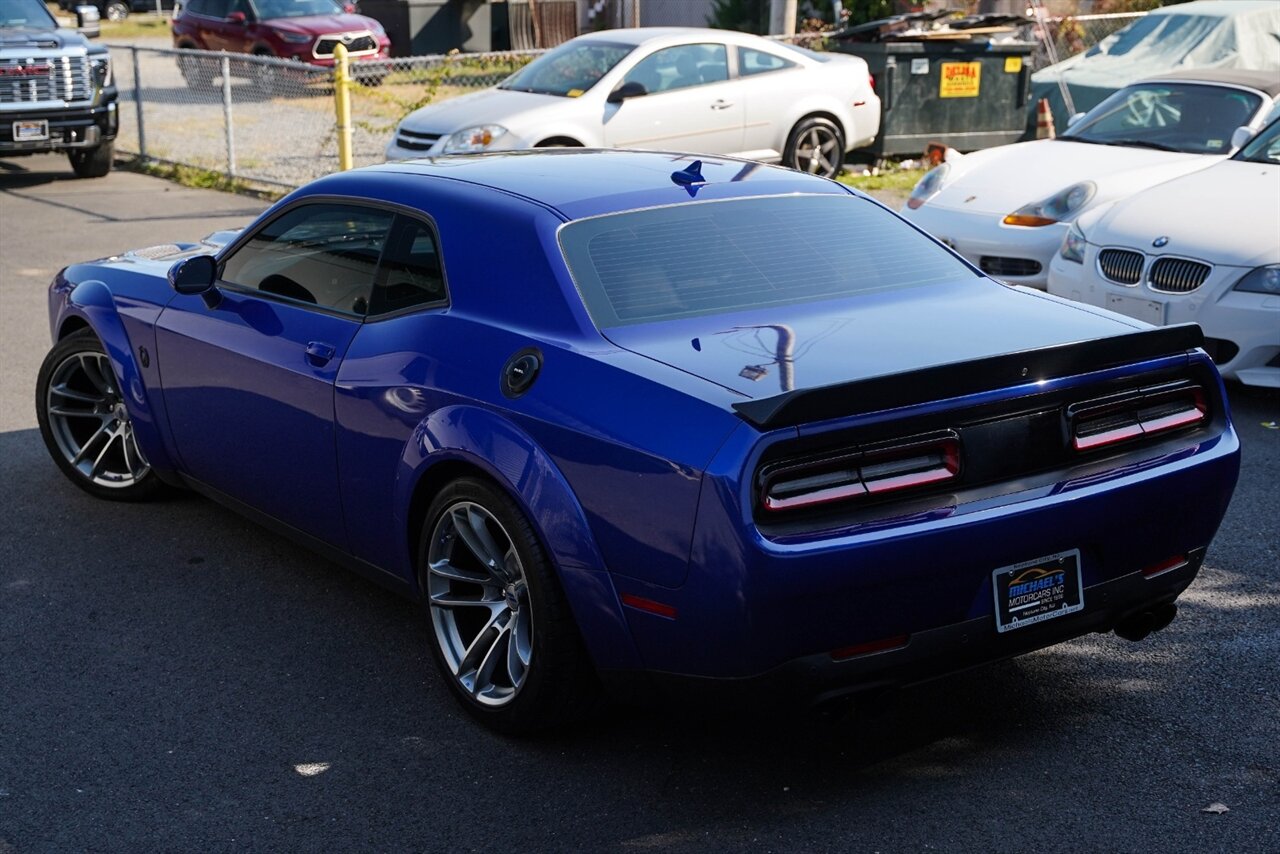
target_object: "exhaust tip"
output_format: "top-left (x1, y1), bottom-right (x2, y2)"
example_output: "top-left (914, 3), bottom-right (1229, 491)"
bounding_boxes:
top-left (1114, 603), bottom-right (1179, 642)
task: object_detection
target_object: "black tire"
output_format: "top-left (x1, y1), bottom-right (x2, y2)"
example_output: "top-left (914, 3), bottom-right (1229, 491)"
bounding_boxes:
top-left (104, 1), bottom-right (128, 21)
top-left (68, 141), bottom-right (113, 179)
top-left (783, 116), bottom-right (846, 179)
top-left (534, 137), bottom-right (583, 148)
top-left (35, 329), bottom-right (165, 502)
top-left (419, 477), bottom-right (599, 734)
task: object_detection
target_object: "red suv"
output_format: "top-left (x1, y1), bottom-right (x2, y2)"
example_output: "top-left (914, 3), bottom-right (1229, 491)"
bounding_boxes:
top-left (173, 0), bottom-right (390, 85)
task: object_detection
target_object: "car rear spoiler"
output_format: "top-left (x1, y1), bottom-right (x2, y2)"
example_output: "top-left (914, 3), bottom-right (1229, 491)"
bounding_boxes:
top-left (731, 323), bottom-right (1205, 430)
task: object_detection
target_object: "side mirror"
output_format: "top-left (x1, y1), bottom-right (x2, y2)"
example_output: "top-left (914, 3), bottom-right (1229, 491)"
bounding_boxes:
top-left (227, 11), bottom-right (247, 24)
top-left (607, 81), bottom-right (647, 104)
top-left (1231, 125), bottom-right (1255, 150)
top-left (169, 255), bottom-right (220, 306)
top-left (1067, 112), bottom-right (1086, 128)
top-left (74, 5), bottom-right (100, 38)
top-left (343, 2), bottom-right (357, 12)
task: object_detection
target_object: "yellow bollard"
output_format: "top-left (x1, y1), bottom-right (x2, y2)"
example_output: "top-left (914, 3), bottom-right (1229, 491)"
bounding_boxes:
top-left (333, 43), bottom-right (353, 172)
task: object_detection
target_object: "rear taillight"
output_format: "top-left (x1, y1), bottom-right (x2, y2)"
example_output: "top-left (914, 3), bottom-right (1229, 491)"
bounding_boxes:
top-left (762, 434), bottom-right (960, 513)
top-left (1070, 384), bottom-right (1207, 453)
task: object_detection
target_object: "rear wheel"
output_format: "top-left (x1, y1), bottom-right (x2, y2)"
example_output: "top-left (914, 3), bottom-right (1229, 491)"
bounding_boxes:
top-left (68, 141), bottom-right (113, 178)
top-left (783, 116), bottom-right (845, 179)
top-left (36, 329), bottom-right (162, 501)
top-left (419, 477), bottom-right (599, 734)
top-left (104, 1), bottom-right (128, 21)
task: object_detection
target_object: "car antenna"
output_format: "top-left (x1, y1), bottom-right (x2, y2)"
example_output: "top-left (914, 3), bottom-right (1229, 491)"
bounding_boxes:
top-left (670, 160), bottom-right (707, 197)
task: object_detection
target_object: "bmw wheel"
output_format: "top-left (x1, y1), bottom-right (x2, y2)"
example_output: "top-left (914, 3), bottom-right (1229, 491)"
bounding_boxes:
top-left (420, 477), bottom-right (598, 733)
top-left (783, 116), bottom-right (846, 179)
top-left (36, 329), bottom-right (162, 501)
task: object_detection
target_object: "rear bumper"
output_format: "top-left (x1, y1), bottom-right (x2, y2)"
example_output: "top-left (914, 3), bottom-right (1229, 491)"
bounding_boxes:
top-left (0, 100), bottom-right (118, 155)
top-left (603, 551), bottom-right (1202, 708)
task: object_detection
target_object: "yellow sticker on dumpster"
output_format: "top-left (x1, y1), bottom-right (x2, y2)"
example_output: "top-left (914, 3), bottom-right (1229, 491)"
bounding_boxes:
top-left (940, 62), bottom-right (981, 98)
top-left (1004, 56), bottom-right (1023, 73)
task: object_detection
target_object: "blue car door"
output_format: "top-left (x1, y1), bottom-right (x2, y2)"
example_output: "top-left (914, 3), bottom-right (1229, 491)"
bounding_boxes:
top-left (154, 202), bottom-right (396, 549)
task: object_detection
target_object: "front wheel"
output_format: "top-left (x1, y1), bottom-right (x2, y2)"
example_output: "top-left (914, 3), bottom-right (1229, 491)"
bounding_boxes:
top-left (783, 116), bottom-right (846, 179)
top-left (420, 477), bottom-right (599, 734)
top-left (68, 141), bottom-right (113, 178)
top-left (36, 329), bottom-right (163, 501)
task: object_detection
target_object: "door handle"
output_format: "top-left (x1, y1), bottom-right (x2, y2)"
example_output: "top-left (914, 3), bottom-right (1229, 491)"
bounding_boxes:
top-left (305, 341), bottom-right (336, 366)
top-left (710, 100), bottom-right (733, 110)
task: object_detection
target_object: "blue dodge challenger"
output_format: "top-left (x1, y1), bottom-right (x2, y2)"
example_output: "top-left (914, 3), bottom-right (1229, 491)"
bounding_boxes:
top-left (36, 151), bottom-right (1240, 732)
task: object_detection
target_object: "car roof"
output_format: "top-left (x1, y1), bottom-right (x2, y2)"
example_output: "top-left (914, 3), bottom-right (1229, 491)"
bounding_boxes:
top-left (359, 149), bottom-right (851, 221)
top-left (1141, 68), bottom-right (1280, 98)
top-left (572, 26), bottom-right (777, 48)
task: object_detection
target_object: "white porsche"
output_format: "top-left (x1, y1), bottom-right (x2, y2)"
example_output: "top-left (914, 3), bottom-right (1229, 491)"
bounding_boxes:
top-left (385, 27), bottom-right (880, 179)
top-left (1047, 117), bottom-right (1280, 389)
top-left (901, 70), bottom-right (1280, 289)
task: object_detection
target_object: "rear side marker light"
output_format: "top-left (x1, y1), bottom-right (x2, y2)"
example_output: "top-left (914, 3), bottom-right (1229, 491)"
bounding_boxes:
top-left (832, 634), bottom-right (909, 661)
top-left (620, 593), bottom-right (677, 620)
top-left (1071, 386), bottom-right (1206, 452)
top-left (762, 436), bottom-right (960, 513)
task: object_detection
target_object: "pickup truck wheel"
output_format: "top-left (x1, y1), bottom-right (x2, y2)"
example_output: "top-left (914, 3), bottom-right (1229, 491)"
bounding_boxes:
top-left (783, 116), bottom-right (845, 179)
top-left (36, 329), bottom-right (163, 502)
top-left (68, 141), bottom-right (113, 179)
top-left (419, 477), bottom-right (601, 734)
top-left (104, 1), bottom-right (129, 21)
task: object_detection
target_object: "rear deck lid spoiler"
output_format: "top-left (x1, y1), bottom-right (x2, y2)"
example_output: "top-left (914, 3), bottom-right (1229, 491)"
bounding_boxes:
top-left (731, 324), bottom-right (1205, 430)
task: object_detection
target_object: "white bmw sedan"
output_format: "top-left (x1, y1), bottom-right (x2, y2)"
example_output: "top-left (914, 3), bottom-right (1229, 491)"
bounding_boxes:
top-left (901, 70), bottom-right (1279, 289)
top-left (385, 27), bottom-right (880, 178)
top-left (1047, 118), bottom-right (1280, 388)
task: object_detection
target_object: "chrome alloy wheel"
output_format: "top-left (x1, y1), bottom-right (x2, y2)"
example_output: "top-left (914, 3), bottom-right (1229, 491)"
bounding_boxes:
top-left (427, 501), bottom-right (534, 707)
top-left (794, 125), bottom-right (841, 177)
top-left (44, 351), bottom-right (149, 489)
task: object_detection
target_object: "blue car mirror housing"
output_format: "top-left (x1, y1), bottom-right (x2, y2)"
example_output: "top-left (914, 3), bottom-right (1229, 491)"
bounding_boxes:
top-left (168, 254), bottom-right (218, 296)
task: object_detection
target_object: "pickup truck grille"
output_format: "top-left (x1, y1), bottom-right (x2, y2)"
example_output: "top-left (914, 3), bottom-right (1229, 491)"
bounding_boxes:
top-left (0, 55), bottom-right (93, 105)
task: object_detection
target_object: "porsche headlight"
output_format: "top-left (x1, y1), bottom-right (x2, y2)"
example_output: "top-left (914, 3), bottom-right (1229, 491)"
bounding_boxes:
top-left (443, 124), bottom-right (508, 154)
top-left (1059, 221), bottom-right (1087, 264)
top-left (1233, 264), bottom-right (1280, 294)
top-left (1003, 181), bottom-right (1096, 227)
top-left (906, 163), bottom-right (950, 210)
top-left (89, 55), bottom-right (112, 87)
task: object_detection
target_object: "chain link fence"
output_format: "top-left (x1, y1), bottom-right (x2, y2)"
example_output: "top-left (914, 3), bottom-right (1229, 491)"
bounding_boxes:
top-left (1028, 10), bottom-right (1148, 72)
top-left (107, 11), bottom-right (1145, 190)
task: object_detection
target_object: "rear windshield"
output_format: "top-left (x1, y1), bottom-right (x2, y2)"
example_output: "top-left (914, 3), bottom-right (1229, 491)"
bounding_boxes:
top-left (558, 194), bottom-right (976, 328)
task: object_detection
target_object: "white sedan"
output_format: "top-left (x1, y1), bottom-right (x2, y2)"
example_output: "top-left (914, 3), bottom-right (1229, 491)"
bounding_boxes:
top-left (1047, 118), bottom-right (1280, 388)
top-left (901, 70), bottom-right (1280, 289)
top-left (385, 27), bottom-right (880, 179)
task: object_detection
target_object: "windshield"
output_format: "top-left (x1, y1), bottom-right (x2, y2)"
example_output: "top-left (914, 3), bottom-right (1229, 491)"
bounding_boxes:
top-left (499, 40), bottom-right (633, 97)
top-left (559, 195), bottom-right (977, 328)
top-left (0, 0), bottom-right (58, 28)
top-left (254, 0), bottom-right (343, 20)
top-left (1235, 119), bottom-right (1280, 164)
top-left (1062, 82), bottom-right (1262, 155)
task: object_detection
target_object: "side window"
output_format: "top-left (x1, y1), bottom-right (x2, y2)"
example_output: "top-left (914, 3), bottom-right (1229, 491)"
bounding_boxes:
top-left (738, 47), bottom-right (797, 77)
top-left (623, 43), bottom-right (729, 95)
top-left (202, 0), bottom-right (230, 18)
top-left (369, 215), bottom-right (446, 316)
top-left (220, 203), bottom-right (394, 316)
top-left (184, 0), bottom-right (205, 15)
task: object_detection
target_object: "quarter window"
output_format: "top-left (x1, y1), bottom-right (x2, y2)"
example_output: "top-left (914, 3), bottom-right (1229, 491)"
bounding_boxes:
top-left (220, 203), bottom-right (394, 316)
top-left (623, 43), bottom-right (729, 94)
top-left (738, 47), bottom-right (796, 76)
top-left (370, 216), bottom-right (446, 315)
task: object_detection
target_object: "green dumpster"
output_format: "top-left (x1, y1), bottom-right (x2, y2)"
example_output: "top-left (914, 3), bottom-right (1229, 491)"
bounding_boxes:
top-left (833, 40), bottom-right (1037, 156)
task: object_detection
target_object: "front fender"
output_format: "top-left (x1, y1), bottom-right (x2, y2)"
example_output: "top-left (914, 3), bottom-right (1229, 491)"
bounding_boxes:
top-left (394, 404), bottom-right (641, 671)
top-left (61, 279), bottom-right (178, 476)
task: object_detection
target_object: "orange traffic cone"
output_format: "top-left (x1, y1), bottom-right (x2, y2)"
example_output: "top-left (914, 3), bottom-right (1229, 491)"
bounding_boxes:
top-left (1036, 98), bottom-right (1056, 139)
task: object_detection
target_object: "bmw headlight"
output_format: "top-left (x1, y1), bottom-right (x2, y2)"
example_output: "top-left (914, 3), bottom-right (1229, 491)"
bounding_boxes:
top-left (1233, 264), bottom-right (1280, 294)
top-left (443, 125), bottom-right (509, 154)
top-left (1059, 221), bottom-right (1087, 264)
top-left (1003, 181), bottom-right (1096, 227)
top-left (89, 55), bottom-right (112, 87)
top-left (275, 30), bottom-right (313, 44)
top-left (906, 163), bottom-right (950, 210)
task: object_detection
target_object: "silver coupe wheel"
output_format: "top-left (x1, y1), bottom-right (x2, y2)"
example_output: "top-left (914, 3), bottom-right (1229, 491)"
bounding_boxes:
top-left (793, 124), bottom-right (841, 177)
top-left (427, 501), bottom-right (534, 707)
top-left (44, 351), bottom-right (149, 489)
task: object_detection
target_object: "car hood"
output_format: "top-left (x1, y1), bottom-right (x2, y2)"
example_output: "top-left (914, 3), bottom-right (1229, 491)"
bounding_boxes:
top-left (0, 25), bottom-right (90, 51)
top-left (264, 14), bottom-right (378, 34)
top-left (399, 87), bottom-right (569, 134)
top-left (931, 140), bottom-right (1218, 215)
top-left (603, 278), bottom-right (1143, 400)
top-left (1087, 159), bottom-right (1280, 268)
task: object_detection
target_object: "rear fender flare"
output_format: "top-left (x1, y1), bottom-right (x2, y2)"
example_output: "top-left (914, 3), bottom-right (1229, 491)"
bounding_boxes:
top-left (60, 280), bottom-right (176, 474)
top-left (395, 404), bottom-right (641, 671)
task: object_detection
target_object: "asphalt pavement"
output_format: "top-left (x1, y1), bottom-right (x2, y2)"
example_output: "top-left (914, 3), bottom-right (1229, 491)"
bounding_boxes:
top-left (1, 154), bottom-right (1277, 852)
